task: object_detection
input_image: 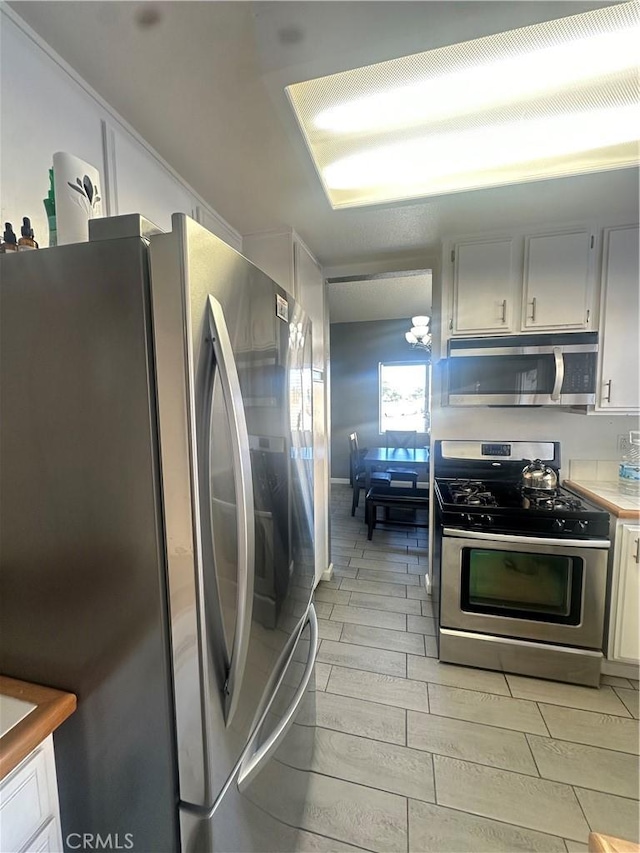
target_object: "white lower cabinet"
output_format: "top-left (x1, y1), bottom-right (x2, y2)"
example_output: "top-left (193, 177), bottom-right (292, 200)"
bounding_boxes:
top-left (0, 736), bottom-right (63, 853)
top-left (609, 523), bottom-right (640, 665)
top-left (21, 818), bottom-right (61, 853)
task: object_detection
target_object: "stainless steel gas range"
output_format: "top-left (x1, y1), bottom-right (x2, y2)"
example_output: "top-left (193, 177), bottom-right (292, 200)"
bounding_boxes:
top-left (433, 440), bottom-right (611, 687)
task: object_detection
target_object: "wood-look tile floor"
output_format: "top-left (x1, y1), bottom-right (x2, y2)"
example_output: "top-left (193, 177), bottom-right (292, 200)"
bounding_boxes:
top-left (291, 485), bottom-right (640, 853)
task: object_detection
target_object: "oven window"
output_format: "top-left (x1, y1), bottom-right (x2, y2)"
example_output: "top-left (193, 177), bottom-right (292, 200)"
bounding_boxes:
top-left (460, 548), bottom-right (583, 624)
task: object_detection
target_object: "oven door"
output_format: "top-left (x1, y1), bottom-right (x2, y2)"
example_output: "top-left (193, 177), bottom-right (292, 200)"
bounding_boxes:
top-left (440, 529), bottom-right (609, 649)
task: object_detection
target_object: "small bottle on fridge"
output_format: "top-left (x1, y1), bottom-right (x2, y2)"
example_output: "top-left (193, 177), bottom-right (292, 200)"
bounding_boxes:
top-left (18, 217), bottom-right (39, 250)
top-left (0, 222), bottom-right (19, 253)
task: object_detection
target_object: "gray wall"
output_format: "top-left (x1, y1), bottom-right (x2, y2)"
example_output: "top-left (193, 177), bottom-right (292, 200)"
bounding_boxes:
top-left (330, 319), bottom-right (430, 479)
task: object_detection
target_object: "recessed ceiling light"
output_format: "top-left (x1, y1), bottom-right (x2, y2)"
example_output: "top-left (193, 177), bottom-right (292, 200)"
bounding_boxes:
top-left (286, 2), bottom-right (640, 208)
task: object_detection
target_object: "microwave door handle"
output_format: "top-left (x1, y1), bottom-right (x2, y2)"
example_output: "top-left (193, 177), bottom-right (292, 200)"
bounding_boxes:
top-left (207, 295), bottom-right (255, 727)
top-left (551, 347), bottom-right (564, 402)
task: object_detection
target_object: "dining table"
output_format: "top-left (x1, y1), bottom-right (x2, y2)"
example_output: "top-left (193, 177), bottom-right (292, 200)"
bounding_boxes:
top-left (362, 446), bottom-right (430, 486)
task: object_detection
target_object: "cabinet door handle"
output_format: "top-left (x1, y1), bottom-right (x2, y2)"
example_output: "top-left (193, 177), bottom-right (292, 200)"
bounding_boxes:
top-left (634, 538), bottom-right (639, 565)
top-left (449, 318), bottom-right (453, 330)
top-left (501, 300), bottom-right (507, 323)
top-left (603, 379), bottom-right (612, 404)
top-left (528, 297), bottom-right (537, 322)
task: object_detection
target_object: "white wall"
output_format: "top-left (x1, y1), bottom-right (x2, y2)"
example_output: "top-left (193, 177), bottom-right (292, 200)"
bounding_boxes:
top-left (432, 381), bottom-right (638, 467)
top-left (0, 8), bottom-right (240, 249)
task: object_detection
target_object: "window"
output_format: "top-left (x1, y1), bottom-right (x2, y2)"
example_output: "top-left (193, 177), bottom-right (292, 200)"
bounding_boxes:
top-left (379, 362), bottom-right (430, 433)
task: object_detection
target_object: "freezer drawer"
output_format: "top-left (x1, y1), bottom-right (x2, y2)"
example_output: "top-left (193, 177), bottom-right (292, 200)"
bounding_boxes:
top-left (180, 604), bottom-right (317, 853)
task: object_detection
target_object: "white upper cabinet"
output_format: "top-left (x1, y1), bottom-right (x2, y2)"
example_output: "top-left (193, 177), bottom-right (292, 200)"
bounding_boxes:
top-left (597, 225), bottom-right (640, 412)
top-left (452, 239), bottom-right (516, 334)
top-left (522, 230), bottom-right (594, 330)
top-left (444, 224), bottom-right (599, 345)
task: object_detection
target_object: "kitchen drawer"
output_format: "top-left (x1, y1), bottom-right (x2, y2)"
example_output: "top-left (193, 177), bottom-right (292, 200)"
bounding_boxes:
top-left (0, 736), bottom-right (61, 853)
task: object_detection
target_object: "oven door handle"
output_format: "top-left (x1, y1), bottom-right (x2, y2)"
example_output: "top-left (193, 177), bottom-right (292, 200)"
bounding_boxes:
top-left (443, 528), bottom-right (610, 549)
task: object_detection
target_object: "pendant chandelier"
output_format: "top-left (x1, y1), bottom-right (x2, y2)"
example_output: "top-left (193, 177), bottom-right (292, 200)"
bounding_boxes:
top-left (405, 315), bottom-right (432, 351)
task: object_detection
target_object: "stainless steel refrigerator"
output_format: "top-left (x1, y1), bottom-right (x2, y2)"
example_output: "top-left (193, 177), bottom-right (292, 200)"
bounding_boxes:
top-left (0, 214), bottom-right (318, 852)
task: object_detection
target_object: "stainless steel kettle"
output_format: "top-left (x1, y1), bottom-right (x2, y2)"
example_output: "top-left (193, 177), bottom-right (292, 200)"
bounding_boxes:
top-left (521, 459), bottom-right (558, 491)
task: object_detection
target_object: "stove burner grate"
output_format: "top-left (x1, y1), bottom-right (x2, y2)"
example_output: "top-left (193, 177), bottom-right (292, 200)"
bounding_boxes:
top-left (524, 492), bottom-right (586, 512)
top-left (444, 480), bottom-right (592, 514)
top-left (449, 480), bottom-right (497, 507)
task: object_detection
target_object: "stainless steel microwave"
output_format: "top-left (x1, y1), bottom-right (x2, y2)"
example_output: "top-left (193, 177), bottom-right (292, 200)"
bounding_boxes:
top-left (446, 332), bottom-right (598, 406)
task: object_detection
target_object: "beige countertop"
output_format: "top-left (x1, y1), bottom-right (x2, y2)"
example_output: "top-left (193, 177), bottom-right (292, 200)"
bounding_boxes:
top-left (564, 479), bottom-right (640, 519)
top-left (0, 676), bottom-right (76, 781)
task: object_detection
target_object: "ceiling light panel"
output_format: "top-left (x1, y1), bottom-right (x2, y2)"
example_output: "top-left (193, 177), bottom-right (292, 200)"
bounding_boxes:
top-left (286, 2), bottom-right (640, 208)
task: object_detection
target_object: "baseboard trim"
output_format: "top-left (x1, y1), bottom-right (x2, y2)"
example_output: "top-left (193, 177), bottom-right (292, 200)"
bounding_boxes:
top-left (331, 478), bottom-right (350, 485)
top-left (320, 563), bottom-right (334, 582)
top-left (601, 659), bottom-right (640, 679)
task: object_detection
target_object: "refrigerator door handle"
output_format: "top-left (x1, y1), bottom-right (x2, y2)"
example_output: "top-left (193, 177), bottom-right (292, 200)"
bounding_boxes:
top-left (237, 604), bottom-right (318, 792)
top-left (207, 295), bottom-right (255, 727)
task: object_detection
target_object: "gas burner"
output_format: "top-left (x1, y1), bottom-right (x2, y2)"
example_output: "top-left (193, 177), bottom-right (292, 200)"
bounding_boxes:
top-left (465, 493), bottom-right (497, 507)
top-left (524, 492), bottom-right (585, 512)
top-left (450, 480), bottom-right (497, 507)
top-left (450, 480), bottom-right (484, 495)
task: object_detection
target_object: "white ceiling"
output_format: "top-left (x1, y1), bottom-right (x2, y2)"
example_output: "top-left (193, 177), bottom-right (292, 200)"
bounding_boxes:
top-left (328, 271), bottom-right (432, 324)
top-left (10, 0), bottom-right (640, 277)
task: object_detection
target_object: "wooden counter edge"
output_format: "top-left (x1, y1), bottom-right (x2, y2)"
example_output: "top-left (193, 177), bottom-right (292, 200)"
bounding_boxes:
top-left (564, 480), bottom-right (640, 520)
top-left (0, 675), bottom-right (77, 781)
top-left (589, 831), bottom-right (640, 853)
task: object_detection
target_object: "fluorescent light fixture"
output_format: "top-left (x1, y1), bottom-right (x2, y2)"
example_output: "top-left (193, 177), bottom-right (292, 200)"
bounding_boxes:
top-left (325, 106), bottom-right (640, 190)
top-left (314, 29), bottom-right (640, 134)
top-left (286, 2), bottom-right (640, 208)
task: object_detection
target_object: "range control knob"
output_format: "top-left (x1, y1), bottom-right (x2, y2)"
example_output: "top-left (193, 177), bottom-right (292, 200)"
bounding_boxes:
top-left (552, 518), bottom-right (566, 532)
top-left (480, 514), bottom-right (494, 527)
top-left (575, 520), bottom-right (588, 533)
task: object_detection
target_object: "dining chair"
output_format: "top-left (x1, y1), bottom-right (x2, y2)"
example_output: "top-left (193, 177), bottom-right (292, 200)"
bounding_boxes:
top-left (383, 430), bottom-right (419, 488)
top-left (385, 430), bottom-right (417, 451)
top-left (349, 432), bottom-right (391, 516)
top-left (348, 430), bottom-right (368, 486)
